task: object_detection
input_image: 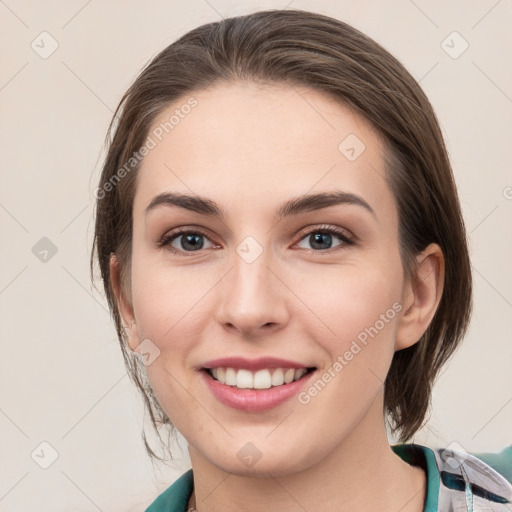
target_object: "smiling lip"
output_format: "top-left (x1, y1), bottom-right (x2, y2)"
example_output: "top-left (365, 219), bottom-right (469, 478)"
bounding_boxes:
top-left (200, 360), bottom-right (316, 411)
top-left (201, 356), bottom-right (311, 371)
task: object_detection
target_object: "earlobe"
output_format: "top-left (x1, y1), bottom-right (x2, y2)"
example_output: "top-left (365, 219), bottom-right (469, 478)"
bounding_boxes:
top-left (109, 254), bottom-right (140, 352)
top-left (395, 243), bottom-right (445, 351)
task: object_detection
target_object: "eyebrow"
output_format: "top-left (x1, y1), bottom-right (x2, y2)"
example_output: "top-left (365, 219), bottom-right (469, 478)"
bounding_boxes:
top-left (144, 190), bottom-right (376, 220)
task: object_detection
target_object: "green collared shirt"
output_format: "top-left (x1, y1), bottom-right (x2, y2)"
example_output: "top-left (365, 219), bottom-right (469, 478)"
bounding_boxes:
top-left (144, 443), bottom-right (512, 511)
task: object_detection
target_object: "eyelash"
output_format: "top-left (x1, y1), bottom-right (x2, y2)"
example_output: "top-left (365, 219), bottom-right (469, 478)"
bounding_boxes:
top-left (157, 224), bottom-right (356, 256)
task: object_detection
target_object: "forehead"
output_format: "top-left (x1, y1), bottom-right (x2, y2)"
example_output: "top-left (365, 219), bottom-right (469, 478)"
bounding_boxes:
top-left (134, 81), bottom-right (395, 224)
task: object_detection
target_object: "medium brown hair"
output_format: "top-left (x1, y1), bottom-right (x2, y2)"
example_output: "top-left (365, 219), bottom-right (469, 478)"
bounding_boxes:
top-left (91, 9), bottom-right (472, 460)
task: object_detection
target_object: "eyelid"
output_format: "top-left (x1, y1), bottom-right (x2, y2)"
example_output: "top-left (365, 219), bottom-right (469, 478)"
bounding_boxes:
top-left (293, 224), bottom-right (355, 245)
top-left (157, 224), bottom-right (356, 255)
top-left (157, 226), bottom-right (216, 252)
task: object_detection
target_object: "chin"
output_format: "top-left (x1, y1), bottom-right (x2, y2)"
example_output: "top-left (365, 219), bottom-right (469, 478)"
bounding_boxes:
top-left (215, 457), bottom-right (307, 478)
top-left (206, 442), bottom-right (314, 478)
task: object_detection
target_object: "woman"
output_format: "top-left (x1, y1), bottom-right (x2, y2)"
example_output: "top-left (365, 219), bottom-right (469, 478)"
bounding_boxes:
top-left (90, 9), bottom-right (512, 512)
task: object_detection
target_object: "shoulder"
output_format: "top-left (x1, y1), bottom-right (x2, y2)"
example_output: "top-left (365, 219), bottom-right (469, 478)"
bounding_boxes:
top-left (392, 443), bottom-right (512, 511)
top-left (425, 443), bottom-right (512, 511)
top-left (144, 469), bottom-right (194, 512)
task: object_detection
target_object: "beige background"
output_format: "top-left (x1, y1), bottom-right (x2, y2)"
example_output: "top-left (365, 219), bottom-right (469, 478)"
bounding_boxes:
top-left (1, 1), bottom-right (511, 510)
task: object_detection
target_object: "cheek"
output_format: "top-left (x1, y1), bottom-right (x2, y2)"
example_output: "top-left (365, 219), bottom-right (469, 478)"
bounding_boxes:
top-left (128, 253), bottom-right (216, 418)
top-left (130, 248), bottom-right (213, 342)
top-left (292, 256), bottom-right (403, 364)
top-left (295, 262), bottom-right (402, 343)
top-left (130, 261), bottom-right (202, 428)
top-left (290, 262), bottom-right (402, 433)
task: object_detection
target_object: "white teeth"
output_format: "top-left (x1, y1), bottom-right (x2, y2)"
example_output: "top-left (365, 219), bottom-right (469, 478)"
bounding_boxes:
top-left (225, 367), bottom-right (237, 386)
top-left (284, 368), bottom-right (295, 384)
top-left (271, 368), bottom-right (284, 386)
top-left (254, 369), bottom-right (272, 389)
top-left (236, 369), bottom-right (253, 389)
top-left (209, 367), bottom-right (310, 389)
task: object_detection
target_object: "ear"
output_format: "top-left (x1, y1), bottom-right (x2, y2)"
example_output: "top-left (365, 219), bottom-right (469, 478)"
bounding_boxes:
top-left (395, 243), bottom-right (445, 351)
top-left (109, 254), bottom-right (141, 352)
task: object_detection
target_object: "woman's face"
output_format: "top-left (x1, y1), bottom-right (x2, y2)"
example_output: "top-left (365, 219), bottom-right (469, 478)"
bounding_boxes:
top-left (121, 81), bottom-right (418, 476)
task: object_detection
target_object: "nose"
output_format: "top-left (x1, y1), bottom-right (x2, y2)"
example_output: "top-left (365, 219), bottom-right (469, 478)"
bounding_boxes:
top-left (214, 246), bottom-right (290, 338)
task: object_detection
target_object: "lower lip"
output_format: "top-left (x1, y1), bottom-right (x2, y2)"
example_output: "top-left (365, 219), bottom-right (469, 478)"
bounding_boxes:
top-left (200, 369), bottom-right (315, 412)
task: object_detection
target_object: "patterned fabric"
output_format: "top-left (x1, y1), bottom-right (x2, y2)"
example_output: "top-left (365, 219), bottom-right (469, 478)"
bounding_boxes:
top-left (433, 445), bottom-right (512, 511)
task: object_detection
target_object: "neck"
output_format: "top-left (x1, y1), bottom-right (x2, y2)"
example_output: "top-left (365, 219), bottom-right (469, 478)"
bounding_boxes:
top-left (188, 396), bottom-right (426, 512)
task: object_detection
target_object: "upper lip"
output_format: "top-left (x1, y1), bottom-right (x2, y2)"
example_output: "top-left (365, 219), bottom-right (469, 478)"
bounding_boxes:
top-left (201, 356), bottom-right (314, 371)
